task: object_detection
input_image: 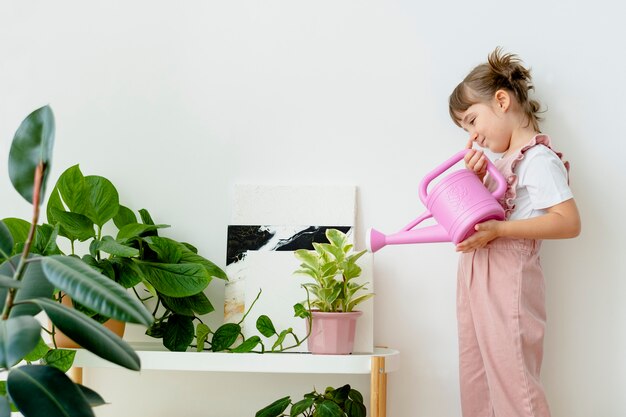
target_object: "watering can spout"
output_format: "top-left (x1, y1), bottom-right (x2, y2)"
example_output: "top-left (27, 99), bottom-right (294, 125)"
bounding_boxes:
top-left (367, 224), bottom-right (450, 253)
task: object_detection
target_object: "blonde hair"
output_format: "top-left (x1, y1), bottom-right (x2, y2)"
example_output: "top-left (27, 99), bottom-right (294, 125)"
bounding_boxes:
top-left (449, 47), bottom-right (542, 132)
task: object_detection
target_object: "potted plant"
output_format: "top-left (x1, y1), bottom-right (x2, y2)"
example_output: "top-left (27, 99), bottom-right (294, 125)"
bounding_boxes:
top-left (293, 229), bottom-right (373, 355)
top-left (255, 384), bottom-right (366, 417)
top-left (2, 160), bottom-right (229, 352)
top-left (0, 105), bottom-right (153, 416)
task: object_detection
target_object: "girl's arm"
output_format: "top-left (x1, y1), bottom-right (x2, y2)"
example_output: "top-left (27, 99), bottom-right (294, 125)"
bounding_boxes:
top-left (456, 198), bottom-right (581, 252)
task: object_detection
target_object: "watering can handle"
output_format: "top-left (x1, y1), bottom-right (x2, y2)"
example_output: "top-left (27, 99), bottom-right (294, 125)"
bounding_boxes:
top-left (418, 149), bottom-right (508, 203)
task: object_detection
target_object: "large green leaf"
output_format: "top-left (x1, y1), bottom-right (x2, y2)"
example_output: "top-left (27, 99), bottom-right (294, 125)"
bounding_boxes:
top-left (110, 258), bottom-right (142, 288)
top-left (112, 205), bottom-right (137, 229)
top-left (161, 292), bottom-right (214, 316)
top-left (93, 236), bottom-right (139, 258)
top-left (255, 396), bottom-right (291, 417)
top-left (8, 105), bottom-right (55, 205)
top-left (26, 298), bottom-right (141, 370)
top-left (0, 218), bottom-right (30, 249)
top-left (23, 337), bottom-right (50, 362)
top-left (49, 208), bottom-right (95, 242)
top-left (7, 365), bottom-right (94, 417)
top-left (211, 323), bottom-right (241, 352)
top-left (34, 223), bottom-right (62, 256)
top-left (84, 176), bottom-right (119, 227)
top-left (10, 258), bottom-right (55, 317)
top-left (315, 400), bottom-right (344, 417)
top-left (163, 314), bottom-right (194, 352)
top-left (55, 165), bottom-right (89, 215)
top-left (137, 262), bottom-right (210, 297)
top-left (179, 245), bottom-right (228, 281)
top-left (290, 397), bottom-right (315, 416)
top-left (0, 275), bottom-right (21, 289)
top-left (0, 316), bottom-right (41, 368)
top-left (0, 395), bottom-right (10, 417)
top-left (116, 223), bottom-right (170, 240)
top-left (42, 349), bottom-right (76, 373)
top-left (41, 255), bottom-right (152, 325)
top-left (77, 384), bottom-right (106, 407)
top-left (144, 236), bottom-right (182, 263)
top-left (0, 221), bottom-right (12, 259)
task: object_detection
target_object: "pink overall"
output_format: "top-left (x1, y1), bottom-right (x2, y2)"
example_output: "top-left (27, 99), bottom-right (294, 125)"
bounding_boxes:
top-left (457, 135), bottom-right (567, 417)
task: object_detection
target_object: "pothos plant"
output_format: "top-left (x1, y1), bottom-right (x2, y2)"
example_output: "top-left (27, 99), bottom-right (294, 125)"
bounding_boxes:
top-left (255, 384), bottom-right (366, 417)
top-left (294, 229), bottom-right (373, 313)
top-left (194, 288), bottom-right (312, 353)
top-left (0, 106), bottom-right (153, 417)
top-left (36, 163), bottom-right (228, 352)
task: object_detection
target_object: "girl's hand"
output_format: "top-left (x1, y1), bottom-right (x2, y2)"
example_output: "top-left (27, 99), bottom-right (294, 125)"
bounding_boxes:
top-left (464, 138), bottom-right (487, 181)
top-left (455, 220), bottom-right (502, 252)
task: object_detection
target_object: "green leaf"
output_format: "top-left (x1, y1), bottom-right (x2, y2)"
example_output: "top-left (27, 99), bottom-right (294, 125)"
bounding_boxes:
top-left (7, 365), bottom-right (94, 417)
top-left (161, 292), bottom-right (214, 316)
top-left (26, 298), bottom-right (141, 370)
top-left (0, 395), bottom-right (10, 417)
top-left (163, 314), bottom-right (194, 352)
top-left (94, 236), bottom-right (140, 258)
top-left (113, 205), bottom-right (137, 229)
top-left (23, 337), bottom-right (50, 362)
top-left (255, 396), bottom-right (291, 417)
top-left (348, 388), bottom-right (364, 404)
top-left (256, 315), bottom-right (277, 337)
top-left (293, 303), bottom-right (311, 319)
top-left (0, 221), bottom-right (13, 259)
top-left (0, 316), bottom-right (41, 368)
top-left (110, 258), bottom-right (143, 288)
top-left (35, 223), bottom-right (62, 256)
top-left (42, 349), bottom-right (76, 372)
top-left (326, 229), bottom-right (347, 249)
top-left (138, 208), bottom-right (155, 226)
top-left (290, 397), bottom-right (315, 416)
top-left (77, 384), bottom-right (107, 407)
top-left (230, 336), bottom-right (261, 353)
top-left (84, 175), bottom-right (119, 227)
top-left (195, 323), bottom-right (211, 352)
top-left (8, 105), bottom-right (55, 205)
top-left (294, 249), bottom-right (320, 270)
top-left (137, 262), bottom-right (210, 297)
top-left (54, 165), bottom-right (89, 214)
top-left (50, 208), bottom-right (95, 242)
top-left (0, 275), bottom-right (21, 289)
top-left (41, 255), bottom-right (152, 325)
top-left (0, 218), bottom-right (30, 249)
top-left (211, 323), bottom-right (241, 352)
top-left (144, 237), bottom-right (182, 264)
top-left (272, 329), bottom-right (291, 351)
top-left (179, 245), bottom-right (227, 280)
top-left (145, 321), bottom-right (166, 339)
top-left (10, 258), bottom-right (55, 317)
top-left (316, 399), bottom-right (344, 417)
top-left (117, 223), bottom-right (170, 240)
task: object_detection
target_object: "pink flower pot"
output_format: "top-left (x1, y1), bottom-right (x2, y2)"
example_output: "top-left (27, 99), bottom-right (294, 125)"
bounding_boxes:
top-left (307, 311), bottom-right (362, 355)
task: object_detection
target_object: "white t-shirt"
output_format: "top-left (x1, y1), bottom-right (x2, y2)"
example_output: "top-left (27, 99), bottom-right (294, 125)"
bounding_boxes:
top-left (508, 145), bottom-right (573, 220)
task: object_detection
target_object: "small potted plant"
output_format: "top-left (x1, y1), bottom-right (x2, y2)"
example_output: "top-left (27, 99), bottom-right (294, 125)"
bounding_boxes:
top-left (293, 229), bottom-right (373, 355)
top-left (255, 384), bottom-right (366, 417)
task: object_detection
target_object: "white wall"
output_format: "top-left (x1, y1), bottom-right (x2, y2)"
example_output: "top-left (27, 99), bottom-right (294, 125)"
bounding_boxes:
top-left (2, 1), bottom-right (625, 416)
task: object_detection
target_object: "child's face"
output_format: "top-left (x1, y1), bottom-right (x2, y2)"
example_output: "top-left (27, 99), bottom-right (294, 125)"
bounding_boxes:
top-left (458, 100), bottom-right (512, 153)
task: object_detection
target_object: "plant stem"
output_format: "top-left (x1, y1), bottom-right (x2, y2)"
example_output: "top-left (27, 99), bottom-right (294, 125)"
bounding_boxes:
top-left (2, 162), bottom-right (45, 320)
top-left (238, 288), bottom-right (262, 325)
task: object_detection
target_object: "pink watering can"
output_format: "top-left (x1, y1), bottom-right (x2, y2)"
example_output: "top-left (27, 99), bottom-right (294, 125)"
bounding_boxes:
top-left (367, 149), bottom-right (508, 252)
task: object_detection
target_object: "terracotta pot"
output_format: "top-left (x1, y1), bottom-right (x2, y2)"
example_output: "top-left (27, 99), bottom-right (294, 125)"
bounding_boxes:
top-left (306, 310), bottom-right (362, 355)
top-left (50, 295), bottom-right (126, 348)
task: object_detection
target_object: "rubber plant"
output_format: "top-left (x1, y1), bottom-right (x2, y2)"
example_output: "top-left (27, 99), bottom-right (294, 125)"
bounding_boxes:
top-left (0, 106), bottom-right (154, 417)
top-left (34, 163), bottom-right (228, 351)
top-left (255, 384), bottom-right (366, 417)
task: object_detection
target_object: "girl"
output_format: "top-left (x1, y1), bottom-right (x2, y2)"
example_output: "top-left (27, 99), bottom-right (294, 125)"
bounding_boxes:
top-left (448, 48), bottom-right (581, 417)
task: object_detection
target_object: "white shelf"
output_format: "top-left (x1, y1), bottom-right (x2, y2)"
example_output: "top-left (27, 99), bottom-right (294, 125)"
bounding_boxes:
top-left (73, 342), bottom-right (399, 375)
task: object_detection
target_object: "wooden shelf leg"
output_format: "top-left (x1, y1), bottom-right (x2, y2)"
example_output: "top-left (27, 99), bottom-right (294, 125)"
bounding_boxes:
top-left (370, 356), bottom-right (387, 417)
top-left (68, 367), bottom-right (83, 384)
